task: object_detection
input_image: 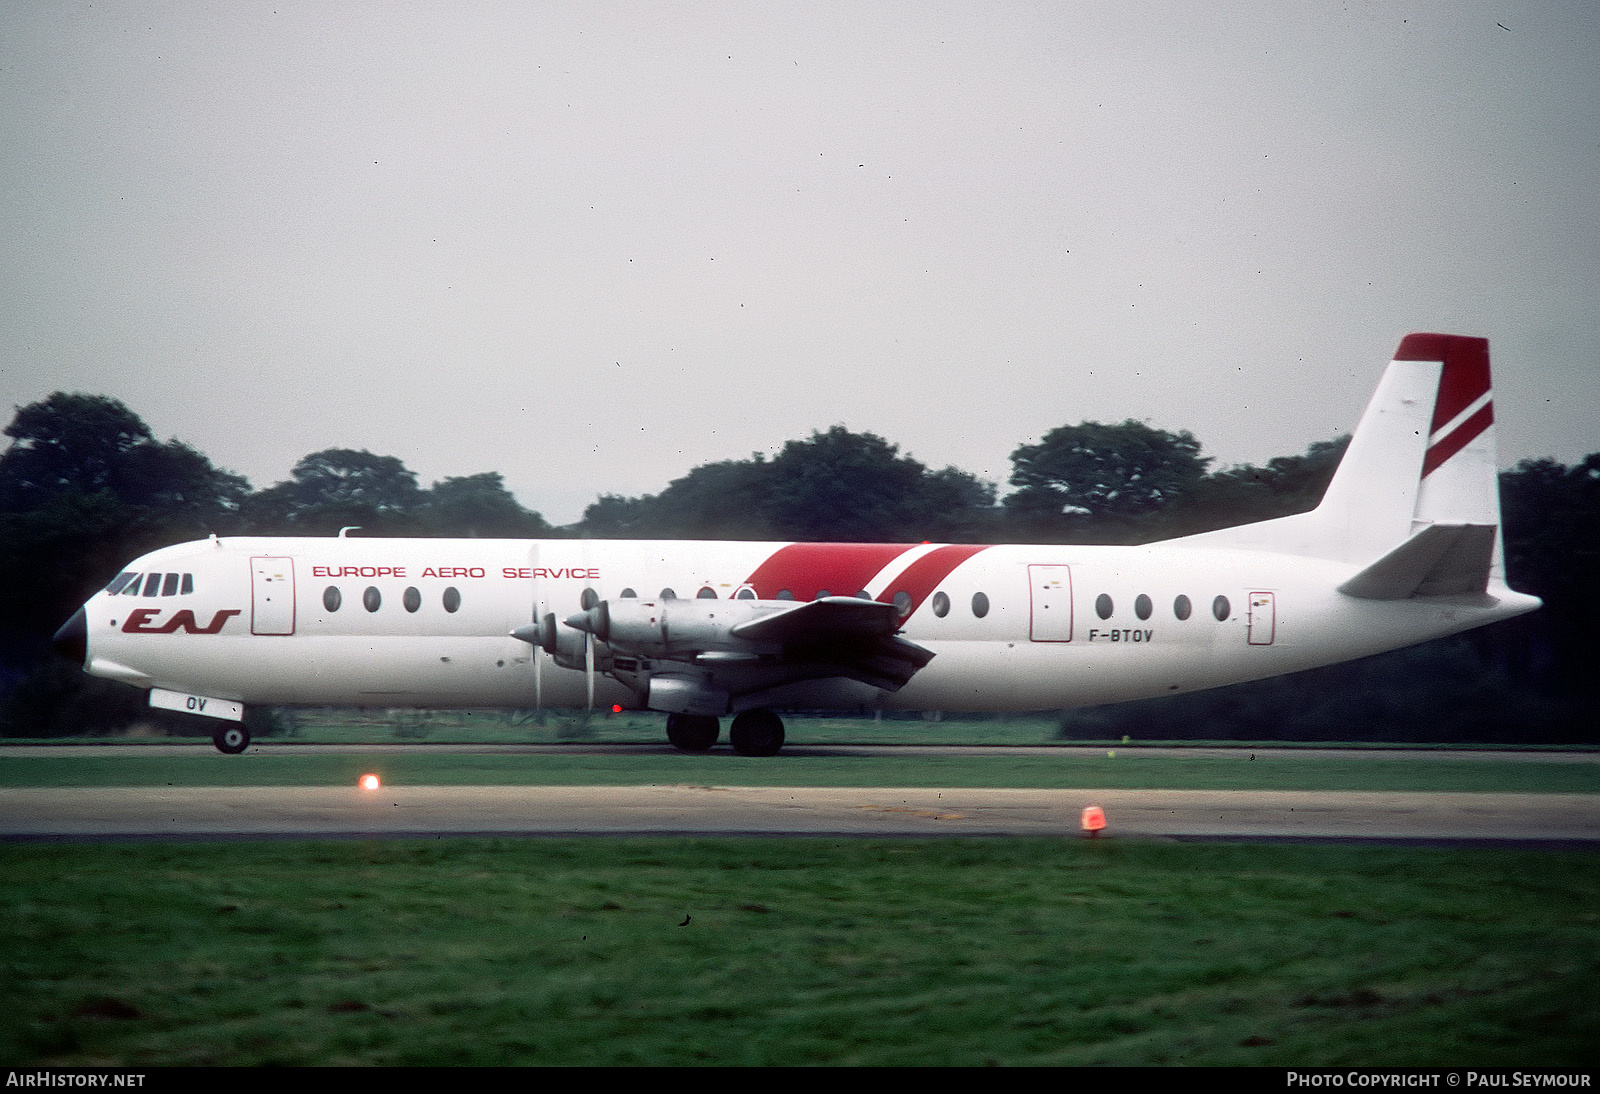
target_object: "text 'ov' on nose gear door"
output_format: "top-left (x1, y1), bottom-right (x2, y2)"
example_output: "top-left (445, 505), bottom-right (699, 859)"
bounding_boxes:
top-left (1247, 590), bottom-right (1276, 646)
top-left (251, 556), bottom-right (296, 635)
top-left (1028, 564), bottom-right (1074, 642)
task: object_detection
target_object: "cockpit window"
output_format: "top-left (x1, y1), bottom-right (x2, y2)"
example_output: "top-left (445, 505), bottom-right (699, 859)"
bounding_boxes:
top-left (113, 572), bottom-right (195, 596)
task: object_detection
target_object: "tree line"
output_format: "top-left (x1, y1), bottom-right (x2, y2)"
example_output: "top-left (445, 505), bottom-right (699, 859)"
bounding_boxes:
top-left (1, 390), bottom-right (1594, 742)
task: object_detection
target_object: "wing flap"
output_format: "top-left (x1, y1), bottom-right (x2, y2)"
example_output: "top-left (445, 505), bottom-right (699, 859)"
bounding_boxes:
top-left (728, 596), bottom-right (902, 644)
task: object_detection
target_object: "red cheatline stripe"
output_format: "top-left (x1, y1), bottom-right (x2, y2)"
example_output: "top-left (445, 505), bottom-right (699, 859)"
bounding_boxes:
top-left (743, 543), bottom-right (916, 601)
top-left (876, 543), bottom-right (992, 618)
top-left (1422, 402), bottom-right (1494, 478)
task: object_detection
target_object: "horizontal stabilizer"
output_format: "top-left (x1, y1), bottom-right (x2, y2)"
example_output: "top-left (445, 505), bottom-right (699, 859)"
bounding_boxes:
top-left (1337, 523), bottom-right (1497, 600)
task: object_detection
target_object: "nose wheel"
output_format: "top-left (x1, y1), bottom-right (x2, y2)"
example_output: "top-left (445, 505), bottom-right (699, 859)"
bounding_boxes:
top-left (213, 724), bottom-right (250, 755)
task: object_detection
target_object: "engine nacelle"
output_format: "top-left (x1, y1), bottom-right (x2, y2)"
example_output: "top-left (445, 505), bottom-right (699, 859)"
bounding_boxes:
top-left (566, 598), bottom-right (789, 659)
top-left (646, 674), bottom-right (730, 717)
top-left (510, 612), bottom-right (610, 672)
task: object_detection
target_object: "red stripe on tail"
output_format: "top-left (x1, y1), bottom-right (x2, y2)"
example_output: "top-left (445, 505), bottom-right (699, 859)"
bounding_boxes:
top-left (1394, 333), bottom-right (1493, 479)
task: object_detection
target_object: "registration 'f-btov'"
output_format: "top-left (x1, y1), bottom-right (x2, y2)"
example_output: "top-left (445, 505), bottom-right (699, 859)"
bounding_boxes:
top-left (53, 333), bottom-right (1541, 755)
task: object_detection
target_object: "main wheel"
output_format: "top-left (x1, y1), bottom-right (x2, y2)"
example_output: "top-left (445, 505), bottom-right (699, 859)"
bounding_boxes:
top-left (729, 709), bottom-right (784, 757)
top-left (666, 713), bottom-right (719, 752)
top-left (213, 724), bottom-right (250, 755)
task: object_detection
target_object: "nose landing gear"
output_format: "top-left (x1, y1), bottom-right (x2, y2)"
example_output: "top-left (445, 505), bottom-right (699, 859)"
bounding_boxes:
top-left (213, 723), bottom-right (250, 755)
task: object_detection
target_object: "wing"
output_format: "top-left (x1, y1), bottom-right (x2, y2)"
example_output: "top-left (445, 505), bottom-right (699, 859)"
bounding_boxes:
top-left (546, 595), bottom-right (935, 706)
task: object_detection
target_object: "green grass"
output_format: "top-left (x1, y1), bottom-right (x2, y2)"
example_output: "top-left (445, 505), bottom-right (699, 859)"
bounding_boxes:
top-left (4, 745), bottom-right (1598, 793)
top-left (2, 838), bottom-right (1596, 1066)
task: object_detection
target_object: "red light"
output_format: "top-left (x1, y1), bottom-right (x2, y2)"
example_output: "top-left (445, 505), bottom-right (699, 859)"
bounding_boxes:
top-left (1081, 805), bottom-right (1106, 835)
top-left (359, 774), bottom-right (381, 790)
top-left (611, 704), bottom-right (622, 714)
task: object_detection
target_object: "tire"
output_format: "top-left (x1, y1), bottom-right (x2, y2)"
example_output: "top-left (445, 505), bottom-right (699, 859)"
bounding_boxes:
top-left (729, 709), bottom-right (784, 757)
top-left (666, 713), bottom-right (719, 752)
top-left (213, 724), bottom-right (250, 755)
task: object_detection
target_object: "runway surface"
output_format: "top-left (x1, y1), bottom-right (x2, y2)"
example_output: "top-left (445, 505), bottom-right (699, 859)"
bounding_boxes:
top-left (4, 784), bottom-right (1598, 843)
top-left (4, 743), bottom-right (1597, 843)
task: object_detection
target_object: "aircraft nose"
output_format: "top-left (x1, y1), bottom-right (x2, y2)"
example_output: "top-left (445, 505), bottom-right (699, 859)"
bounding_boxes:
top-left (53, 608), bottom-right (87, 666)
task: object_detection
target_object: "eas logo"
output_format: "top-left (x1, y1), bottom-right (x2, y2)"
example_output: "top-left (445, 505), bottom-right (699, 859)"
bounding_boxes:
top-left (122, 608), bottom-right (242, 634)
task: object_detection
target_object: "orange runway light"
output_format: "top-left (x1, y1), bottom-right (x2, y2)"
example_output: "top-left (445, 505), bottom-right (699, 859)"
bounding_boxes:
top-left (359, 774), bottom-right (381, 791)
top-left (1080, 805), bottom-right (1107, 836)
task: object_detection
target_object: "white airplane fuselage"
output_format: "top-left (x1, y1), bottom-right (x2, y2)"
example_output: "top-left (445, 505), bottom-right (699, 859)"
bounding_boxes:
top-left (54, 332), bottom-right (1544, 753)
top-left (74, 534), bottom-right (1532, 714)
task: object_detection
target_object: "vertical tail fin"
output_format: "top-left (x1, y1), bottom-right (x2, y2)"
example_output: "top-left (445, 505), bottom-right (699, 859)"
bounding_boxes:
top-left (1169, 334), bottom-right (1509, 589)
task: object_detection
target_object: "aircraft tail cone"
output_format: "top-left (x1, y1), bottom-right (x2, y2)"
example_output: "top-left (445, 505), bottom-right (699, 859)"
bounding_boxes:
top-left (1081, 805), bottom-right (1107, 837)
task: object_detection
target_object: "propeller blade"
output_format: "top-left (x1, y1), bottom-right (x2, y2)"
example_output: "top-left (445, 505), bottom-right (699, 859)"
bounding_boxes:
top-left (585, 632), bottom-right (595, 711)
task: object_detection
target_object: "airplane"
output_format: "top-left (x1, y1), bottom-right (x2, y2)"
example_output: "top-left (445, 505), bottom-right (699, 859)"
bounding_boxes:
top-left (52, 332), bottom-right (1541, 755)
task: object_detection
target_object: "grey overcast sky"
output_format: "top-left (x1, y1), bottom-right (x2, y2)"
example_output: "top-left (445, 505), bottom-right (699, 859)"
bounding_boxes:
top-left (2, 2), bottom-right (1596, 525)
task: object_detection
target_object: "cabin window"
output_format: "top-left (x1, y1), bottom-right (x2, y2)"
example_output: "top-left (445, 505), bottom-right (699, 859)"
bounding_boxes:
top-left (619, 588), bottom-right (637, 598)
top-left (660, 588), bottom-right (676, 600)
top-left (777, 589), bottom-right (795, 601)
top-left (1174, 594), bottom-right (1192, 620)
top-left (735, 587), bottom-right (756, 600)
top-left (972, 592), bottom-right (990, 618)
top-left (403, 586), bottom-right (421, 613)
top-left (1135, 594), bottom-right (1152, 620)
top-left (323, 586), bottom-right (342, 612)
top-left (892, 590), bottom-right (912, 616)
top-left (931, 591), bottom-right (951, 618)
top-left (1212, 595), bottom-right (1231, 621)
top-left (443, 586), bottom-right (461, 613)
top-left (697, 586), bottom-right (717, 599)
top-left (1095, 594), bottom-right (1113, 620)
top-left (816, 589), bottom-right (831, 600)
top-left (363, 586), bottom-right (382, 612)
top-left (581, 587), bottom-right (599, 610)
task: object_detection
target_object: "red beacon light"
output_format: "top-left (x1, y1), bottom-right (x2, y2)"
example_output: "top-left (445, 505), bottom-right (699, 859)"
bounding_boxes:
top-left (1080, 805), bottom-right (1107, 837)
top-left (359, 773), bottom-right (381, 791)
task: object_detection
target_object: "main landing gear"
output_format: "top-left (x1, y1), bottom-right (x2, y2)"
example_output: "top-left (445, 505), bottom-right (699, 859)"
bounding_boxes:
top-left (665, 709), bottom-right (786, 757)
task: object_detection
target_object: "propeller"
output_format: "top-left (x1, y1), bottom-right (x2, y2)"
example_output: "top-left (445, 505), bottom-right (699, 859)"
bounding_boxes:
top-left (585, 631), bottom-right (595, 711)
top-left (533, 633), bottom-right (543, 722)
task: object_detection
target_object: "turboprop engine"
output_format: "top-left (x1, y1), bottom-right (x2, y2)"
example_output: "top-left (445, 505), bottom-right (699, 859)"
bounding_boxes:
top-left (512, 612), bottom-right (612, 673)
top-left (514, 593), bottom-right (935, 720)
top-left (563, 598), bottom-right (792, 659)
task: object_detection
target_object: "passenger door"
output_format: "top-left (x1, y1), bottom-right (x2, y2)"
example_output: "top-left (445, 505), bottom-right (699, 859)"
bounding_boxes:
top-left (250, 556), bottom-right (296, 636)
top-left (1028, 564), bottom-right (1074, 642)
